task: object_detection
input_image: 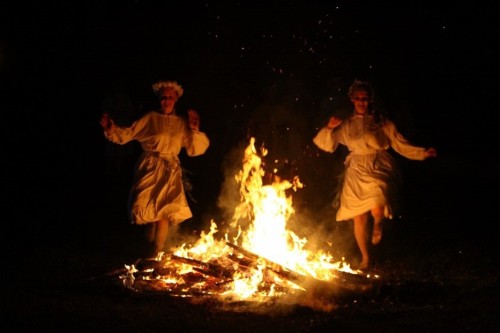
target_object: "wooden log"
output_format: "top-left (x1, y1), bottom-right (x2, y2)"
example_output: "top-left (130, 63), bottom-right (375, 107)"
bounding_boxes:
top-left (170, 254), bottom-right (211, 270)
top-left (170, 254), bottom-right (234, 279)
top-left (226, 242), bottom-right (307, 283)
top-left (226, 242), bottom-right (381, 295)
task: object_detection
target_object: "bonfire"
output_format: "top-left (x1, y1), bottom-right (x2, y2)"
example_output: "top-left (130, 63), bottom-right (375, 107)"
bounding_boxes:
top-left (118, 138), bottom-right (381, 310)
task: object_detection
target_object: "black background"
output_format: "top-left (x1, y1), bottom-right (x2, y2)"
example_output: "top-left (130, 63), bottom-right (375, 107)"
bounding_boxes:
top-left (2, 0), bottom-right (497, 235)
top-left (1, 1), bottom-right (499, 331)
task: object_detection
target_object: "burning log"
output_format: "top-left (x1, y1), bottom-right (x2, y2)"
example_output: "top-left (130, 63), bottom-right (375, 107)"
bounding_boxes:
top-left (119, 244), bottom-right (381, 301)
top-left (226, 242), bottom-right (308, 284)
top-left (170, 254), bottom-right (235, 279)
top-left (225, 242), bottom-right (382, 296)
top-left (169, 254), bottom-right (210, 270)
top-left (136, 258), bottom-right (162, 271)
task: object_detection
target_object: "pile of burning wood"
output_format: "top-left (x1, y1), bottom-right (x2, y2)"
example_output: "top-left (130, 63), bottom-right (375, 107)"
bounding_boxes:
top-left (118, 241), bottom-right (382, 306)
top-left (115, 138), bottom-right (382, 308)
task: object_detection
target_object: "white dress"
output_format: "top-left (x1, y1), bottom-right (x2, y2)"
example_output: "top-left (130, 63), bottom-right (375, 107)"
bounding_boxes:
top-left (313, 113), bottom-right (426, 221)
top-left (104, 111), bottom-right (210, 225)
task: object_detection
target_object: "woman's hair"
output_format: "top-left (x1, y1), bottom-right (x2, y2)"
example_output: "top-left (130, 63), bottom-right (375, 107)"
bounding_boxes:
top-left (347, 80), bottom-right (374, 102)
top-left (348, 80), bottom-right (387, 124)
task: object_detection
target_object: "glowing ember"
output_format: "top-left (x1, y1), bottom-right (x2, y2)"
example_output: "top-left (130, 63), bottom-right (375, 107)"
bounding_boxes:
top-left (119, 137), bottom-right (381, 309)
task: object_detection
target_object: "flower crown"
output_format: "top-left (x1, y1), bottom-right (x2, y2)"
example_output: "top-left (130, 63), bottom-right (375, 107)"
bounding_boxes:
top-left (152, 80), bottom-right (184, 97)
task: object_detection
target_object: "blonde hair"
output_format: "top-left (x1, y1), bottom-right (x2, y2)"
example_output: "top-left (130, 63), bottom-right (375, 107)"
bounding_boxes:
top-left (152, 80), bottom-right (184, 97)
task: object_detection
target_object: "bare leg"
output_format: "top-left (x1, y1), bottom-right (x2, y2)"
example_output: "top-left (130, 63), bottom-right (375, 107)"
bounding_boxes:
top-left (145, 223), bottom-right (156, 243)
top-left (371, 206), bottom-right (385, 245)
top-left (153, 219), bottom-right (170, 254)
top-left (353, 213), bottom-right (370, 269)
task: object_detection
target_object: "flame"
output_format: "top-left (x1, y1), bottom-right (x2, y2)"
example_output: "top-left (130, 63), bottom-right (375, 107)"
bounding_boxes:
top-left (120, 137), bottom-right (377, 306)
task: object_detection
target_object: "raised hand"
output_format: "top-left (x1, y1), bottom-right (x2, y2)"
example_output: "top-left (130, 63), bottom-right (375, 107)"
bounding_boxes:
top-left (100, 113), bottom-right (115, 131)
top-left (424, 147), bottom-right (437, 159)
top-left (187, 109), bottom-right (200, 131)
top-left (327, 116), bottom-right (342, 129)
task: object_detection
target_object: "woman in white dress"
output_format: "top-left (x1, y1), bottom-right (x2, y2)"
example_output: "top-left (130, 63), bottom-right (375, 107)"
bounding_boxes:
top-left (100, 80), bottom-right (210, 256)
top-left (313, 80), bottom-right (436, 271)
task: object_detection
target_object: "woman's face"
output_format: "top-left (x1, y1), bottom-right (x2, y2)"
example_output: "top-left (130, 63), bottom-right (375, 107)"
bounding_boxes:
top-left (350, 89), bottom-right (370, 115)
top-left (159, 87), bottom-right (179, 114)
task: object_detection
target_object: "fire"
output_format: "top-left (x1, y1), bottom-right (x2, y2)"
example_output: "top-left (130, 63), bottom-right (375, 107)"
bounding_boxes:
top-left (119, 137), bottom-right (380, 308)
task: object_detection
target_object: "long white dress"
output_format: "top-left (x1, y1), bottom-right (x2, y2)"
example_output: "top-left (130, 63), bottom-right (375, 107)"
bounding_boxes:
top-left (104, 111), bottom-right (210, 225)
top-left (313, 113), bottom-right (426, 221)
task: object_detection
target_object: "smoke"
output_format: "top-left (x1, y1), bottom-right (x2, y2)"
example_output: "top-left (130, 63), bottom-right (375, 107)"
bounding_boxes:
top-left (216, 139), bottom-right (249, 229)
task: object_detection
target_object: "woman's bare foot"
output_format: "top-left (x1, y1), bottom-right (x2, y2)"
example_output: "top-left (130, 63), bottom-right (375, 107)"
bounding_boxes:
top-left (372, 222), bottom-right (383, 245)
top-left (357, 260), bottom-right (370, 272)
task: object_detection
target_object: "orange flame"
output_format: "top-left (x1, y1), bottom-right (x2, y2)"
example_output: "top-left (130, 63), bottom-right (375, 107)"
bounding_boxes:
top-left (121, 137), bottom-right (375, 304)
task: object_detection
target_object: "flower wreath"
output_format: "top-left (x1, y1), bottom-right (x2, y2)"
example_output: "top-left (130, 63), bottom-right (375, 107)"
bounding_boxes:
top-left (152, 80), bottom-right (184, 97)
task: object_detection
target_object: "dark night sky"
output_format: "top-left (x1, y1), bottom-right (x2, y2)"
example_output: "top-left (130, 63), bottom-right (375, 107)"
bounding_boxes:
top-left (1, 0), bottom-right (498, 225)
top-left (2, 5), bottom-right (500, 328)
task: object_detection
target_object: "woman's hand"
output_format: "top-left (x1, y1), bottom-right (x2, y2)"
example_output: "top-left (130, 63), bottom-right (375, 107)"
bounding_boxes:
top-left (327, 116), bottom-right (342, 129)
top-left (100, 113), bottom-right (115, 132)
top-left (424, 147), bottom-right (437, 158)
top-left (187, 109), bottom-right (200, 131)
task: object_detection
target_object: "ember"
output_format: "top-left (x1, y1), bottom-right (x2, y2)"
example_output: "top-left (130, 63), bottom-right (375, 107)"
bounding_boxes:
top-left (118, 138), bottom-right (381, 310)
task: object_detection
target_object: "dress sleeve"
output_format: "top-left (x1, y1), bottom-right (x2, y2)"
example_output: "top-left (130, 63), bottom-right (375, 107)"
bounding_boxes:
top-left (385, 121), bottom-right (426, 160)
top-left (104, 113), bottom-right (151, 145)
top-left (185, 130), bottom-right (210, 156)
top-left (182, 117), bottom-right (210, 157)
top-left (313, 127), bottom-right (339, 153)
